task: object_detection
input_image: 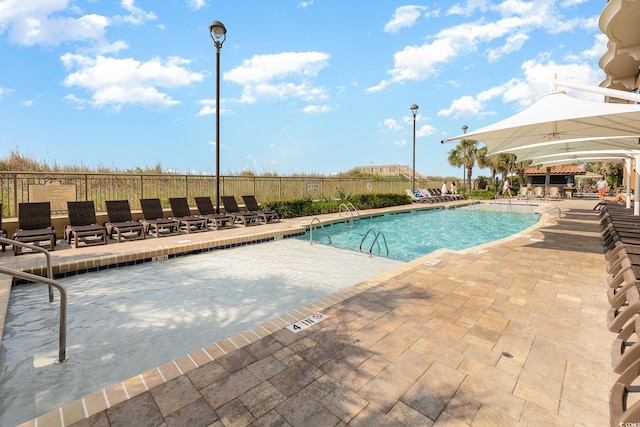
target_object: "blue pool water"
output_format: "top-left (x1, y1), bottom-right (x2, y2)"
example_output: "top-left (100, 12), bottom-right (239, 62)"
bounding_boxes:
top-left (298, 205), bottom-right (539, 261)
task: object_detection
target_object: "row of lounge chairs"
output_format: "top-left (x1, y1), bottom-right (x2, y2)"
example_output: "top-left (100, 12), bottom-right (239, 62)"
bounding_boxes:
top-left (7, 195), bottom-right (279, 255)
top-left (595, 201), bottom-right (640, 426)
top-left (406, 188), bottom-right (465, 203)
top-left (517, 186), bottom-right (561, 200)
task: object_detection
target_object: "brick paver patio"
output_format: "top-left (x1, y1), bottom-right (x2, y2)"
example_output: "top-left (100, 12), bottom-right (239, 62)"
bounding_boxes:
top-left (2, 199), bottom-right (613, 426)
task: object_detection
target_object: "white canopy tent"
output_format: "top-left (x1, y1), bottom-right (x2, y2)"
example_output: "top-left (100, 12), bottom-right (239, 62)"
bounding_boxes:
top-left (493, 136), bottom-right (640, 162)
top-left (440, 91), bottom-right (640, 153)
top-left (441, 79), bottom-right (640, 214)
top-left (520, 149), bottom-right (636, 163)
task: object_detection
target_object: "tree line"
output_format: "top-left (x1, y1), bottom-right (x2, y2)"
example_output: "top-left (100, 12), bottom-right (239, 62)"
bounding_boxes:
top-left (446, 139), bottom-right (625, 191)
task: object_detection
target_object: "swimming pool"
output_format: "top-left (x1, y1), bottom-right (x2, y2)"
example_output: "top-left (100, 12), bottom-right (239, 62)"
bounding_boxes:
top-left (299, 204), bottom-right (540, 261)
top-left (0, 239), bottom-right (403, 427)
top-left (0, 203), bottom-right (539, 426)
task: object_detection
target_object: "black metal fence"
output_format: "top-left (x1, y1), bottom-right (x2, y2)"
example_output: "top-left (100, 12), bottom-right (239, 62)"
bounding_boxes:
top-left (0, 172), bottom-right (443, 217)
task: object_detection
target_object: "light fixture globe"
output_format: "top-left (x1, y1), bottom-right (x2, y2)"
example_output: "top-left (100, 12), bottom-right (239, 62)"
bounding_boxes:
top-left (209, 20), bottom-right (227, 45)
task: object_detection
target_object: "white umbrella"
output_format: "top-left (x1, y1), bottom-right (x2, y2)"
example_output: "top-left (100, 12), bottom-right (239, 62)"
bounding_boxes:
top-left (493, 136), bottom-right (640, 162)
top-left (441, 91), bottom-right (640, 154)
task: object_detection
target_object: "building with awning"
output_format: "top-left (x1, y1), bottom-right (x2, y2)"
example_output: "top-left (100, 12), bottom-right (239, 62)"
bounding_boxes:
top-left (522, 165), bottom-right (587, 197)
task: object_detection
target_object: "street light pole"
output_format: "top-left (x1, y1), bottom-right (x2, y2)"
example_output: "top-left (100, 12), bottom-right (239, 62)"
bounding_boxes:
top-left (209, 20), bottom-right (227, 214)
top-left (410, 104), bottom-right (419, 191)
top-left (461, 124), bottom-right (468, 191)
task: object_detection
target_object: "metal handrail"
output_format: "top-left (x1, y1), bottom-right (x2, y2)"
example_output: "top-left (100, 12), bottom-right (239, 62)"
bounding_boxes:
top-left (345, 202), bottom-right (359, 217)
top-left (338, 203), bottom-right (354, 222)
top-left (359, 229), bottom-right (376, 252)
top-left (538, 206), bottom-right (562, 220)
top-left (359, 229), bottom-right (389, 257)
top-left (309, 217), bottom-right (331, 245)
top-left (368, 231), bottom-right (389, 258)
top-left (338, 203), bottom-right (360, 222)
top-left (0, 236), bottom-right (55, 301)
top-left (0, 237), bottom-right (68, 363)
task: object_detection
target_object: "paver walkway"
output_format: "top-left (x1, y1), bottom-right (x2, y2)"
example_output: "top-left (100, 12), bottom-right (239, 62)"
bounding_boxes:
top-left (9, 199), bottom-right (613, 426)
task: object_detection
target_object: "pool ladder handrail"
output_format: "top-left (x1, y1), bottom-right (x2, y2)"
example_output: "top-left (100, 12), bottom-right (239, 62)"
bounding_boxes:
top-left (309, 217), bottom-right (331, 245)
top-left (0, 236), bottom-right (68, 363)
top-left (338, 203), bottom-right (359, 222)
top-left (359, 229), bottom-right (389, 258)
top-left (538, 206), bottom-right (562, 220)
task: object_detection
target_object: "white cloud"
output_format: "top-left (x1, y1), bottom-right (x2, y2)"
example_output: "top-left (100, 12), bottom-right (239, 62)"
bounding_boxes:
top-left (446, 0), bottom-right (489, 16)
top-left (298, 0), bottom-right (314, 8)
top-left (225, 51), bottom-right (330, 104)
top-left (380, 118), bottom-right (402, 132)
top-left (7, 12), bottom-right (109, 46)
top-left (0, 0), bottom-right (157, 46)
top-left (384, 5), bottom-right (427, 33)
top-left (196, 98), bottom-right (231, 117)
top-left (196, 99), bottom-right (215, 116)
top-left (566, 33), bottom-right (607, 62)
top-left (561, 0), bottom-right (588, 6)
top-left (61, 54), bottom-right (204, 110)
top-left (0, 0), bottom-right (69, 30)
top-left (486, 32), bottom-right (528, 62)
top-left (187, 0), bottom-right (206, 10)
top-left (117, 0), bottom-right (157, 26)
top-left (0, 86), bottom-right (13, 99)
top-left (369, 0), bottom-right (598, 92)
top-left (437, 55), bottom-right (604, 120)
top-left (416, 124), bottom-right (436, 137)
top-left (302, 104), bottom-right (331, 113)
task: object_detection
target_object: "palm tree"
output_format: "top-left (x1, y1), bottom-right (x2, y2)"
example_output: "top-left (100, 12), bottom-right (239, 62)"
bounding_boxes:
top-left (448, 139), bottom-right (480, 193)
top-left (477, 148), bottom-right (499, 190)
top-left (514, 159), bottom-right (533, 187)
top-left (447, 147), bottom-right (465, 190)
top-left (495, 153), bottom-right (517, 183)
top-left (585, 161), bottom-right (625, 186)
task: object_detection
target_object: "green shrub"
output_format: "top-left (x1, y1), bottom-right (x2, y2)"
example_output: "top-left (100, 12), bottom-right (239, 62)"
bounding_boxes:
top-left (262, 193), bottom-right (411, 218)
top-left (468, 189), bottom-right (498, 199)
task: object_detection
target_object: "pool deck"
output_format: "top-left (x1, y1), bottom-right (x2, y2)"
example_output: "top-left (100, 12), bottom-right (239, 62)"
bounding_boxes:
top-left (1, 198), bottom-right (614, 426)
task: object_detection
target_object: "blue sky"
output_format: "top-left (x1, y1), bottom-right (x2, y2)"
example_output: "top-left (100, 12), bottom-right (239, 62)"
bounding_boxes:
top-left (0, 0), bottom-right (606, 178)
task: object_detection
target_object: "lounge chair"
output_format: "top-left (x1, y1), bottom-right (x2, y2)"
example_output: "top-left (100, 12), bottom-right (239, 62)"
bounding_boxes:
top-left (194, 196), bottom-right (234, 230)
top-left (430, 188), bottom-right (454, 201)
top-left (533, 187), bottom-right (544, 199)
top-left (105, 200), bottom-right (145, 242)
top-left (612, 316), bottom-right (640, 374)
top-left (13, 202), bottom-right (56, 255)
top-left (139, 198), bottom-right (180, 238)
top-left (611, 357), bottom-right (640, 426)
top-left (547, 186), bottom-right (561, 200)
top-left (168, 198), bottom-right (208, 233)
top-left (241, 195), bottom-right (280, 223)
top-left (64, 201), bottom-right (108, 248)
top-left (517, 187), bottom-right (529, 200)
top-left (221, 196), bottom-right (259, 226)
top-left (608, 283), bottom-right (640, 333)
top-left (418, 188), bottom-right (447, 203)
top-left (406, 189), bottom-right (425, 203)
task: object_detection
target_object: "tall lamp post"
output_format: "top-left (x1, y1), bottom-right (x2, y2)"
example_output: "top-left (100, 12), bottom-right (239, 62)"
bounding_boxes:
top-left (410, 104), bottom-right (419, 191)
top-left (461, 124), bottom-right (468, 191)
top-left (209, 20), bottom-right (227, 214)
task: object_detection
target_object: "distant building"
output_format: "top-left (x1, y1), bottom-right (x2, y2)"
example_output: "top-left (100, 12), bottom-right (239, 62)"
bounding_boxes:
top-left (523, 165), bottom-right (586, 187)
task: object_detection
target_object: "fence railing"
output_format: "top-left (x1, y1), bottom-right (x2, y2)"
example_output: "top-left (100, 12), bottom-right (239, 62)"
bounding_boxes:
top-left (0, 171), bottom-right (445, 218)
